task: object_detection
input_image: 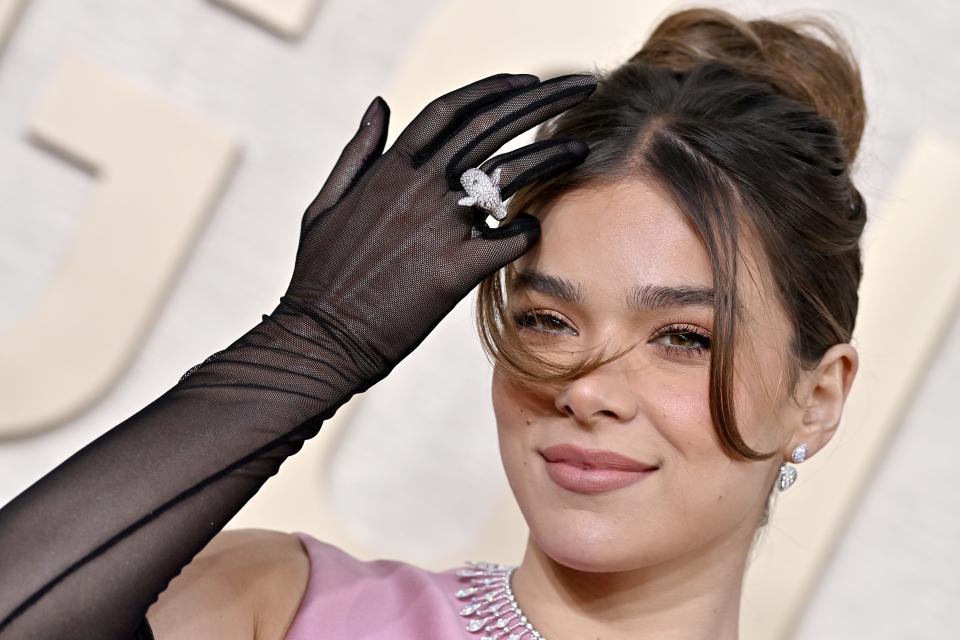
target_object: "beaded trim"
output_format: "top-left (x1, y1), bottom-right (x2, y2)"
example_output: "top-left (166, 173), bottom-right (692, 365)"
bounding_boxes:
top-left (455, 561), bottom-right (546, 640)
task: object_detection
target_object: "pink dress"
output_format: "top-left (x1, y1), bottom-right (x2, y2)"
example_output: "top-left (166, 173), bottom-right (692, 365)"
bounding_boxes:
top-left (283, 531), bottom-right (515, 639)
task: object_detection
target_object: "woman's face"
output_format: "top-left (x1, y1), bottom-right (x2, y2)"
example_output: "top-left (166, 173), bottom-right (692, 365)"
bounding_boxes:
top-left (492, 178), bottom-right (799, 573)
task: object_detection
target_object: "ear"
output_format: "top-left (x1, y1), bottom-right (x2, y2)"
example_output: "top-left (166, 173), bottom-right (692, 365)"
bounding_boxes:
top-left (786, 343), bottom-right (859, 460)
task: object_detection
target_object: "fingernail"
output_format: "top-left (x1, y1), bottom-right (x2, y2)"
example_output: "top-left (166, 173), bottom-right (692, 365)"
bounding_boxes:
top-left (360, 96), bottom-right (387, 128)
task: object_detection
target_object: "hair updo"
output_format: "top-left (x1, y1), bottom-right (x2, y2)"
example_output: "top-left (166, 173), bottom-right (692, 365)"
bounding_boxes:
top-left (476, 6), bottom-right (868, 462)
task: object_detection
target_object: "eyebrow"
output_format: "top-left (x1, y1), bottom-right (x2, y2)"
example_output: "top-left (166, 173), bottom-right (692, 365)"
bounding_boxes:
top-left (509, 269), bottom-right (716, 312)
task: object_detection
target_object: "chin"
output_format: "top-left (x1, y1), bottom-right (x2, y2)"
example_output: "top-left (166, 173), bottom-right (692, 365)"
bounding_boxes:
top-left (524, 505), bottom-right (654, 573)
top-left (503, 454), bottom-right (671, 573)
top-left (535, 531), bottom-right (642, 574)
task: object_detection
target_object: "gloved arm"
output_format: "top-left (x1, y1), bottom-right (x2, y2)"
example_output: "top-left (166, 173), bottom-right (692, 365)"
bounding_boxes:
top-left (0, 71), bottom-right (596, 639)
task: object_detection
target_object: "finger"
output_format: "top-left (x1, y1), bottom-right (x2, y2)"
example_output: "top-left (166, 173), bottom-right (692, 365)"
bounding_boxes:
top-left (442, 74), bottom-right (597, 186)
top-left (476, 138), bottom-right (590, 200)
top-left (392, 73), bottom-right (539, 164)
top-left (303, 96), bottom-right (390, 229)
top-left (458, 212), bottom-right (541, 286)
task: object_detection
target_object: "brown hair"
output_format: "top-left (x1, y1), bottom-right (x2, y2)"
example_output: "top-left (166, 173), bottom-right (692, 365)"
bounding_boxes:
top-left (476, 7), bottom-right (867, 464)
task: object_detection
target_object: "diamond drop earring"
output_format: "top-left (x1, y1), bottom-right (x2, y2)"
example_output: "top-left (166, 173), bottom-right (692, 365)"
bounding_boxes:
top-left (776, 443), bottom-right (808, 492)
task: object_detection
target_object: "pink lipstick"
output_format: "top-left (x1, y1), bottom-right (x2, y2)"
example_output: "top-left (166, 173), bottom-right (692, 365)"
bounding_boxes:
top-left (540, 444), bottom-right (658, 495)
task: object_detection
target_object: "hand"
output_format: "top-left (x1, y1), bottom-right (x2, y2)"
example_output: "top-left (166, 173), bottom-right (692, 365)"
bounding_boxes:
top-left (242, 73), bottom-right (597, 396)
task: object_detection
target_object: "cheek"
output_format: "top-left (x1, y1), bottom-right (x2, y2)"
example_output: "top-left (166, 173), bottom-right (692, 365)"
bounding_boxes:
top-left (490, 369), bottom-right (537, 459)
top-left (490, 369), bottom-right (544, 516)
top-left (655, 365), bottom-right (779, 530)
top-left (649, 371), bottom-right (757, 509)
top-left (649, 346), bottom-right (785, 462)
top-left (491, 368), bottom-right (525, 431)
top-left (645, 369), bottom-right (716, 458)
top-left (729, 344), bottom-right (793, 454)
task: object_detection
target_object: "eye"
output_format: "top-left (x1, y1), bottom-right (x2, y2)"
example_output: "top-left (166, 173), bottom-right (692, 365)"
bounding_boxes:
top-left (651, 324), bottom-right (712, 359)
top-left (512, 310), bottom-right (577, 336)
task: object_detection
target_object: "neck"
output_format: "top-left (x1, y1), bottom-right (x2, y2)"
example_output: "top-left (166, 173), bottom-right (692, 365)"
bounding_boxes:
top-left (510, 531), bottom-right (752, 640)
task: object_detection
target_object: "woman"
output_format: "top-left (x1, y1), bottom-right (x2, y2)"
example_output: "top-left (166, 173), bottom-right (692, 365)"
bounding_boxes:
top-left (0, 6), bottom-right (866, 640)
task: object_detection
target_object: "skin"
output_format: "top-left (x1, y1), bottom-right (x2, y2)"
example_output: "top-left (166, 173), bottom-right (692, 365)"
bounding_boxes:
top-left (491, 178), bottom-right (858, 640)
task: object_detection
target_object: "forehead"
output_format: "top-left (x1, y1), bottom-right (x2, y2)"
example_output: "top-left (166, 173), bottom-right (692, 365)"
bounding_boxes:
top-left (517, 180), bottom-right (711, 292)
top-left (513, 179), bottom-right (775, 320)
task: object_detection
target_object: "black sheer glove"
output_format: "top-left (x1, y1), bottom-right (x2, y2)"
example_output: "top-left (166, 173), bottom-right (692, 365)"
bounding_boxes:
top-left (0, 72), bottom-right (596, 639)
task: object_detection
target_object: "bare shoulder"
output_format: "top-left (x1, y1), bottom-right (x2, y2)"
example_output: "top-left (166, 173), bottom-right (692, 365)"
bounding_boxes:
top-left (147, 528), bottom-right (310, 640)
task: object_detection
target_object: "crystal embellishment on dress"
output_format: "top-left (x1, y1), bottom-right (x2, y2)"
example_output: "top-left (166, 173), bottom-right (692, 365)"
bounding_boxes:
top-left (458, 167), bottom-right (509, 221)
top-left (456, 561), bottom-right (546, 639)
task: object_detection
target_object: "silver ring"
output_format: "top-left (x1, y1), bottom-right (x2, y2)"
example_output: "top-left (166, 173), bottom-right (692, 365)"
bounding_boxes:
top-left (457, 166), bottom-right (508, 221)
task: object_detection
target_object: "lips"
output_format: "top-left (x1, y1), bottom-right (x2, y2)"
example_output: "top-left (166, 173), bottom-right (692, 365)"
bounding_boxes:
top-left (540, 444), bottom-right (658, 495)
top-left (540, 444), bottom-right (658, 472)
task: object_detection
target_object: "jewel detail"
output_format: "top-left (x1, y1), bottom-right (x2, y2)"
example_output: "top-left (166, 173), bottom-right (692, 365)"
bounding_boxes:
top-left (791, 444), bottom-right (808, 464)
top-left (777, 463), bottom-right (798, 491)
top-left (457, 166), bottom-right (509, 221)
top-left (456, 560), bottom-right (546, 639)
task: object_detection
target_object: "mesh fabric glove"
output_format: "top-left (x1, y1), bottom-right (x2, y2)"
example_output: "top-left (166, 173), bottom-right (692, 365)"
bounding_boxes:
top-left (0, 71), bottom-right (596, 639)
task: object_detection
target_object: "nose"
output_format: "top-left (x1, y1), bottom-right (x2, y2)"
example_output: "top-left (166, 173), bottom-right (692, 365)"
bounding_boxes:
top-left (554, 358), bottom-right (640, 425)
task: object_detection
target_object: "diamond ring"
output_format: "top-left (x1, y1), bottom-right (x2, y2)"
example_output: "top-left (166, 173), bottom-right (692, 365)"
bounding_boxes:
top-left (457, 167), bottom-right (508, 221)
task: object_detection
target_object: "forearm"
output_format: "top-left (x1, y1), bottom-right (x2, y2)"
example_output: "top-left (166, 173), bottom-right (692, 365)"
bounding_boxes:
top-left (0, 305), bottom-right (362, 639)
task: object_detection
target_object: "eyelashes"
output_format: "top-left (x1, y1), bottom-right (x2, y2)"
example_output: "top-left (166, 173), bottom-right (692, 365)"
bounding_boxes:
top-left (652, 323), bottom-right (711, 359)
top-left (513, 309), bottom-right (573, 334)
top-left (511, 309), bottom-right (712, 360)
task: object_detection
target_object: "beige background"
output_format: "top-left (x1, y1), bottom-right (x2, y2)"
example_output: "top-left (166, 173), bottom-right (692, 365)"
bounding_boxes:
top-left (0, 1), bottom-right (958, 638)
